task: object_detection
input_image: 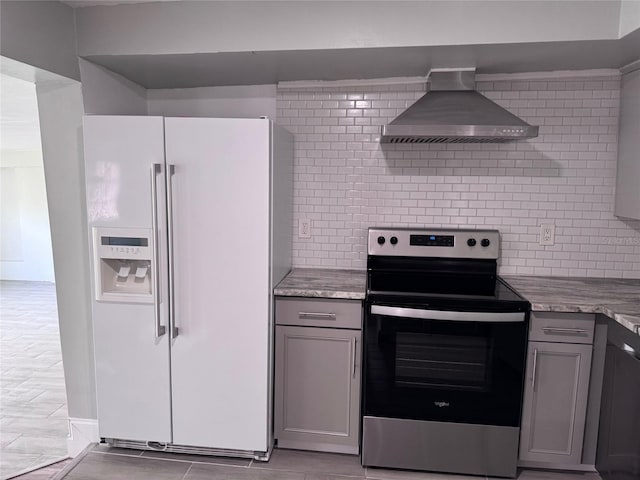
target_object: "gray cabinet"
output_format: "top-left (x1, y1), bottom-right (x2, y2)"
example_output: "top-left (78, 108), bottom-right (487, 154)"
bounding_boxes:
top-left (615, 67), bottom-right (640, 219)
top-left (596, 318), bottom-right (640, 480)
top-left (519, 313), bottom-right (595, 467)
top-left (274, 298), bottom-right (362, 454)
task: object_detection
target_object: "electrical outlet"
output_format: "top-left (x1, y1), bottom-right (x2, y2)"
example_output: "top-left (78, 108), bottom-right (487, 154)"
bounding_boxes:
top-left (298, 218), bottom-right (311, 239)
top-left (540, 224), bottom-right (555, 246)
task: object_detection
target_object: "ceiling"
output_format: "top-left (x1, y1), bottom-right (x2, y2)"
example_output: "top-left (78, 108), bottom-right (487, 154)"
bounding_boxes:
top-left (0, 74), bottom-right (42, 152)
top-left (83, 30), bottom-right (640, 89)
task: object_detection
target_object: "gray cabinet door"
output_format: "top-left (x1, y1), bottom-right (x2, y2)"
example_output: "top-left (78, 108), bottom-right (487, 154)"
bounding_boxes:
top-left (274, 325), bottom-right (361, 454)
top-left (519, 341), bottom-right (593, 464)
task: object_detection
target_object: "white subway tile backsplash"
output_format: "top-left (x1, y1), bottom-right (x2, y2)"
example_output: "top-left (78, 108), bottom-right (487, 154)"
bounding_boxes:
top-left (278, 74), bottom-right (640, 277)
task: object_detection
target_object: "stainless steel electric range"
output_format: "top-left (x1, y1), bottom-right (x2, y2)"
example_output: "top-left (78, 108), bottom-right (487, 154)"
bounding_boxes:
top-left (361, 227), bottom-right (530, 478)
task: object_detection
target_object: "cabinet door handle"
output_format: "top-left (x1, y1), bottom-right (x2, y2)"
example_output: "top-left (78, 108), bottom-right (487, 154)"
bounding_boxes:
top-left (531, 348), bottom-right (538, 392)
top-left (542, 327), bottom-right (587, 335)
top-left (298, 312), bottom-right (336, 320)
top-left (352, 338), bottom-right (357, 379)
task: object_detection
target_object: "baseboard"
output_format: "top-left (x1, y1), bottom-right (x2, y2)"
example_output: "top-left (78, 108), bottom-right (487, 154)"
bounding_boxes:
top-left (67, 417), bottom-right (99, 457)
top-left (517, 459), bottom-right (598, 472)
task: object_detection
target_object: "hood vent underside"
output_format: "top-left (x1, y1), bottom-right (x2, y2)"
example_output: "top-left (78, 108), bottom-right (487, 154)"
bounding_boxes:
top-left (381, 70), bottom-right (539, 144)
top-left (387, 136), bottom-right (513, 144)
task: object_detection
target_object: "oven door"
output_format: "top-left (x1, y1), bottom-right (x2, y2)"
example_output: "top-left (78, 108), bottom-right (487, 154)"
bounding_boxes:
top-left (363, 300), bottom-right (528, 427)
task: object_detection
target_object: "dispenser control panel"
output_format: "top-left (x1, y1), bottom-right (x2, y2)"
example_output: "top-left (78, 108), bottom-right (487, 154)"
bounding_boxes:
top-left (92, 227), bottom-right (154, 303)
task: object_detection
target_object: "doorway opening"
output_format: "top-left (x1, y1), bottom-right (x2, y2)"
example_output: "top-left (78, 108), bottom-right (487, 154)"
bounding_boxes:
top-left (0, 72), bottom-right (69, 478)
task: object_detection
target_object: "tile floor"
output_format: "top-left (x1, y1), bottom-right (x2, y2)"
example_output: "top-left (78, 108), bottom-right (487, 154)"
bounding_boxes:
top-left (42, 444), bottom-right (601, 480)
top-left (0, 281), bottom-right (69, 479)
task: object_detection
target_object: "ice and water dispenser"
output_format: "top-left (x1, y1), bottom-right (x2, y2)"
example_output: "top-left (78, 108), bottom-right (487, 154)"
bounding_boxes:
top-left (92, 227), bottom-right (154, 303)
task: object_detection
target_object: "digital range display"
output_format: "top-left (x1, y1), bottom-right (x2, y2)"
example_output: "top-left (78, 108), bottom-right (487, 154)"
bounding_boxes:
top-left (409, 234), bottom-right (454, 247)
top-left (101, 236), bottom-right (149, 247)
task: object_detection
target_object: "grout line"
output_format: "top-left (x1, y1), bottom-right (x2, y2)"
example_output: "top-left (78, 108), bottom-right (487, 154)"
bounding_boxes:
top-left (181, 460), bottom-right (251, 468)
top-left (179, 463), bottom-right (193, 480)
top-left (135, 451), bottom-right (254, 468)
top-left (2, 433), bottom-right (24, 450)
top-left (250, 464), bottom-right (366, 478)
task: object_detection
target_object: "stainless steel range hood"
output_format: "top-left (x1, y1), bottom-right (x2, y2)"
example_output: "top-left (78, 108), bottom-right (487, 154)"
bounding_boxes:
top-left (381, 69), bottom-right (539, 144)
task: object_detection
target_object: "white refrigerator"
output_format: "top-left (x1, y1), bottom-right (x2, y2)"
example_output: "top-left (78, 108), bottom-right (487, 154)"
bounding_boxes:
top-left (83, 116), bottom-right (293, 458)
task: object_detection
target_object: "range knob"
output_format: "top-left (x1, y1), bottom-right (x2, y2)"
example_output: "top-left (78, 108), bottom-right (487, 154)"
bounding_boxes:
top-left (390, 236), bottom-right (398, 245)
top-left (481, 238), bottom-right (491, 247)
top-left (377, 236), bottom-right (386, 245)
top-left (467, 238), bottom-right (477, 247)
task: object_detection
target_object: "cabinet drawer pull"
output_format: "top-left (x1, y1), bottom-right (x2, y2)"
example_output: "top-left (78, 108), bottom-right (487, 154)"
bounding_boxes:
top-left (298, 312), bottom-right (337, 320)
top-left (542, 327), bottom-right (588, 335)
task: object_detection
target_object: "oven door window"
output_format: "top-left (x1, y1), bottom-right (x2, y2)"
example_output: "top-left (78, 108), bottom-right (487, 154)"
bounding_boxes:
top-left (364, 304), bottom-right (527, 427)
top-left (395, 332), bottom-right (492, 392)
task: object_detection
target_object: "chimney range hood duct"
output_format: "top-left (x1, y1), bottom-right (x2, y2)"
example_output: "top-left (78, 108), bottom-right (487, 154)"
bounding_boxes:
top-left (381, 69), bottom-right (539, 144)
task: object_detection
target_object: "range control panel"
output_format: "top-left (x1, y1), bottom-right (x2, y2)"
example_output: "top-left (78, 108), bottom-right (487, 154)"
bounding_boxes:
top-left (368, 227), bottom-right (500, 259)
top-left (409, 234), bottom-right (454, 247)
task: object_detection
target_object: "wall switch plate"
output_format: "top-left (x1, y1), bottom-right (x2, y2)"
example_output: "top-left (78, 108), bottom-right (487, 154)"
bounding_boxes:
top-left (298, 218), bottom-right (311, 239)
top-left (540, 224), bottom-right (555, 246)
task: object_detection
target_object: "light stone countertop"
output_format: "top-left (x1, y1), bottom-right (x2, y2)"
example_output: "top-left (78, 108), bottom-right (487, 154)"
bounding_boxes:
top-left (491, 276), bottom-right (640, 335)
top-left (274, 269), bottom-right (640, 335)
top-left (274, 268), bottom-right (366, 300)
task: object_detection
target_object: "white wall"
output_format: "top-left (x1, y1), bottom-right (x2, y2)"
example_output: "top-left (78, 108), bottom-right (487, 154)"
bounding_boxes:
top-left (37, 79), bottom-right (96, 421)
top-left (80, 60), bottom-right (277, 118)
top-left (278, 71), bottom-right (640, 278)
top-left (147, 84), bottom-right (276, 119)
top-left (0, 168), bottom-right (22, 261)
top-left (0, 0), bottom-right (79, 80)
top-left (619, 0), bottom-right (640, 36)
top-left (79, 59), bottom-right (147, 115)
top-left (75, 1), bottom-right (622, 57)
top-left (0, 150), bottom-right (55, 282)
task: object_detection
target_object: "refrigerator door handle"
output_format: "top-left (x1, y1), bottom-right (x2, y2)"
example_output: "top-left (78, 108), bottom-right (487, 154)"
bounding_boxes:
top-left (166, 163), bottom-right (179, 339)
top-left (151, 163), bottom-right (166, 338)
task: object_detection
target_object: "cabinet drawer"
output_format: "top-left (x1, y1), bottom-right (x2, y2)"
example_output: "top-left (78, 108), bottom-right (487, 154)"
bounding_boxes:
top-left (529, 312), bottom-right (595, 344)
top-left (275, 298), bottom-right (362, 329)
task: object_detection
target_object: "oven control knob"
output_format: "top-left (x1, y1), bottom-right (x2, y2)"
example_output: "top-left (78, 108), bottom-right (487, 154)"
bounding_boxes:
top-left (377, 236), bottom-right (386, 245)
top-left (390, 236), bottom-right (398, 245)
top-left (481, 238), bottom-right (491, 247)
top-left (467, 238), bottom-right (477, 247)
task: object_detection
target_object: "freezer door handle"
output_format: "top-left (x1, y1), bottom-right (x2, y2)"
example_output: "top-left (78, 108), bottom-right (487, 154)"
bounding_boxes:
top-left (166, 163), bottom-right (179, 339)
top-left (151, 163), bottom-right (166, 338)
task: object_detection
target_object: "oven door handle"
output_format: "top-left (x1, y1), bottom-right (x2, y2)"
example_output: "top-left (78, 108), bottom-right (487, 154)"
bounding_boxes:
top-left (370, 305), bottom-right (526, 323)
